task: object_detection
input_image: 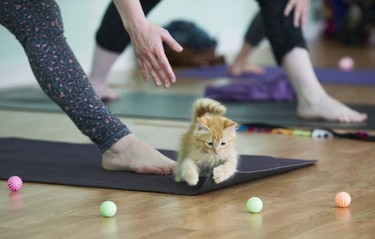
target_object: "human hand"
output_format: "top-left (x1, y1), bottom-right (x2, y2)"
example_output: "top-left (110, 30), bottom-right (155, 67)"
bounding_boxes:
top-left (127, 21), bottom-right (183, 88)
top-left (284, 0), bottom-right (310, 28)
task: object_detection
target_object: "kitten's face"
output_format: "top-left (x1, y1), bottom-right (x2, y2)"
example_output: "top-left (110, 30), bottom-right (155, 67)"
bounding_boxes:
top-left (194, 115), bottom-right (237, 155)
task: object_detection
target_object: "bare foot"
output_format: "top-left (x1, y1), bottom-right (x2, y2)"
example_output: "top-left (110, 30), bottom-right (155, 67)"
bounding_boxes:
top-left (228, 62), bottom-right (264, 76)
top-left (297, 94), bottom-right (368, 123)
top-left (91, 82), bottom-right (120, 101)
top-left (283, 48), bottom-right (367, 123)
top-left (229, 42), bottom-right (264, 76)
top-left (102, 134), bottom-right (176, 175)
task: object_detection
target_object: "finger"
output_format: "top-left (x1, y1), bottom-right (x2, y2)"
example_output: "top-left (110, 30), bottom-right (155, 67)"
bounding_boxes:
top-left (137, 58), bottom-right (148, 82)
top-left (294, 5), bottom-right (301, 27)
top-left (144, 57), bottom-right (162, 87)
top-left (162, 30), bottom-right (183, 52)
top-left (284, 0), bottom-right (295, 16)
top-left (146, 40), bottom-right (176, 87)
top-left (153, 48), bottom-right (173, 88)
top-left (158, 51), bottom-right (176, 86)
top-left (146, 51), bottom-right (168, 87)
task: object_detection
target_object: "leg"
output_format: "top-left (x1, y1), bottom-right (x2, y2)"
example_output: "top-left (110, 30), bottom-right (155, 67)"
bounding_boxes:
top-left (283, 48), bottom-right (366, 122)
top-left (90, 0), bottom-right (161, 100)
top-left (0, 0), bottom-right (174, 174)
top-left (258, 0), bottom-right (367, 122)
top-left (177, 159), bottom-right (199, 186)
top-left (229, 11), bottom-right (265, 75)
top-left (212, 159), bottom-right (237, 184)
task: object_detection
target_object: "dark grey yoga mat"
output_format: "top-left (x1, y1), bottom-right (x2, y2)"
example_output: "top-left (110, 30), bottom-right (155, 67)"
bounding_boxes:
top-left (0, 86), bottom-right (374, 129)
top-left (0, 138), bottom-right (316, 195)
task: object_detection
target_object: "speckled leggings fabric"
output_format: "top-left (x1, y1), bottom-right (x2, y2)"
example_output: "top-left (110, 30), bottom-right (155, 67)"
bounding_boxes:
top-left (0, 0), bottom-right (130, 152)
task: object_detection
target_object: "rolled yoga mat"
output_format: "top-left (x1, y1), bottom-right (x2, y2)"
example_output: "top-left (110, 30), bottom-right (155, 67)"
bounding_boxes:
top-left (0, 138), bottom-right (316, 195)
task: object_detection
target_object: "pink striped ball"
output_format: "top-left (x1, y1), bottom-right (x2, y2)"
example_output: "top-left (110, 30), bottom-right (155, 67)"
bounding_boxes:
top-left (335, 192), bottom-right (351, 208)
top-left (7, 176), bottom-right (23, 192)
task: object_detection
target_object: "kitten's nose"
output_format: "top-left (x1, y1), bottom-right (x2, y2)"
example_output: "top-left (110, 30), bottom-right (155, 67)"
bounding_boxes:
top-left (214, 149), bottom-right (220, 154)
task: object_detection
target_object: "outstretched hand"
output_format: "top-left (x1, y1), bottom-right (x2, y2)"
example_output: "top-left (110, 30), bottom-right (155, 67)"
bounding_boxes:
top-left (127, 21), bottom-right (183, 88)
top-left (284, 0), bottom-right (310, 27)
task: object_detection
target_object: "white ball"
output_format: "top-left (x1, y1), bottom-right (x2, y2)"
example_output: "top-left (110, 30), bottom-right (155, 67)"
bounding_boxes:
top-left (338, 57), bottom-right (354, 71)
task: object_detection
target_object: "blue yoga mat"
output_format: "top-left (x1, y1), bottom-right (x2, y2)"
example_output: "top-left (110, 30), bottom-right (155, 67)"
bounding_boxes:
top-left (176, 64), bottom-right (375, 85)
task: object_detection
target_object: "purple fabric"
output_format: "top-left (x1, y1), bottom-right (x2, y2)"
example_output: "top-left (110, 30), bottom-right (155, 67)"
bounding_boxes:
top-left (205, 75), bottom-right (296, 102)
top-left (176, 64), bottom-right (375, 85)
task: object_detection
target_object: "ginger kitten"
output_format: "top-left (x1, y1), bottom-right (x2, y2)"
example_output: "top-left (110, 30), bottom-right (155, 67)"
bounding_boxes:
top-left (174, 98), bottom-right (238, 186)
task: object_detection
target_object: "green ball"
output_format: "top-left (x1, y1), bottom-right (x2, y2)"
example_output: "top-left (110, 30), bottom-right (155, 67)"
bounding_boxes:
top-left (246, 197), bottom-right (263, 213)
top-left (100, 201), bottom-right (117, 218)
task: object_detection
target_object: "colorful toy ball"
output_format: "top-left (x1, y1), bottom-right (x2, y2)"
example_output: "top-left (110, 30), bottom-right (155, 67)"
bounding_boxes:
top-left (7, 176), bottom-right (23, 191)
top-left (246, 197), bottom-right (263, 213)
top-left (338, 57), bottom-right (354, 71)
top-left (335, 192), bottom-right (351, 208)
top-left (100, 201), bottom-right (117, 218)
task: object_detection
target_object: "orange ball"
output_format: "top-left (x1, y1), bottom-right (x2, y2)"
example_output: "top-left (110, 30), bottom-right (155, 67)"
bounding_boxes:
top-left (335, 192), bottom-right (351, 208)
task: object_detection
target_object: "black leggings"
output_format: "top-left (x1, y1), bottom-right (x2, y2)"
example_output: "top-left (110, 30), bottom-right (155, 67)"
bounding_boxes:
top-left (96, 0), bottom-right (306, 65)
top-left (0, 0), bottom-right (130, 152)
top-left (244, 11), bottom-right (266, 47)
top-left (96, 0), bottom-right (161, 53)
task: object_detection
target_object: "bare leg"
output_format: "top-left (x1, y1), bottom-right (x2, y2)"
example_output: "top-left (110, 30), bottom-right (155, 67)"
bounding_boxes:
top-left (228, 42), bottom-right (264, 76)
top-left (102, 134), bottom-right (176, 175)
top-left (283, 48), bottom-right (367, 123)
top-left (89, 45), bottom-right (121, 100)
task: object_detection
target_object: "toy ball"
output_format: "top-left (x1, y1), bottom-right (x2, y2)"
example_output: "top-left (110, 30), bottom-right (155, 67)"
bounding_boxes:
top-left (335, 192), bottom-right (351, 208)
top-left (246, 197), bottom-right (263, 213)
top-left (338, 57), bottom-right (354, 71)
top-left (100, 201), bottom-right (117, 218)
top-left (7, 176), bottom-right (23, 191)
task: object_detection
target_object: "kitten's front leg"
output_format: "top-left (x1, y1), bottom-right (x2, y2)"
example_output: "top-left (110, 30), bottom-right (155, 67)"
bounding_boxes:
top-left (213, 160), bottom-right (237, 184)
top-left (180, 159), bottom-right (200, 186)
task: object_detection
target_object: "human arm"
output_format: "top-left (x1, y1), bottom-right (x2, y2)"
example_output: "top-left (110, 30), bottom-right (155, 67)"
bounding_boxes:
top-left (113, 0), bottom-right (183, 87)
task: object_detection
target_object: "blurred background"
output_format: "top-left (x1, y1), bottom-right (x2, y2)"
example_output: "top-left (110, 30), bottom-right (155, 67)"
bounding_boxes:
top-left (0, 0), bottom-right (373, 89)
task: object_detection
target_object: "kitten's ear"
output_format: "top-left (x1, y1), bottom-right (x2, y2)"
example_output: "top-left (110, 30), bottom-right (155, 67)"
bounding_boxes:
top-left (223, 120), bottom-right (237, 133)
top-left (197, 118), bottom-right (209, 131)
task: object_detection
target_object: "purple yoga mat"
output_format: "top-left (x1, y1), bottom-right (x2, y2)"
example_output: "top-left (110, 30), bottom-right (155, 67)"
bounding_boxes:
top-left (176, 64), bottom-right (375, 85)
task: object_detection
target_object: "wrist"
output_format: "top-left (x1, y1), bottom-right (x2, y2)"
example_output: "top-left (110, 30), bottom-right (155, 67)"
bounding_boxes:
top-left (113, 0), bottom-right (147, 30)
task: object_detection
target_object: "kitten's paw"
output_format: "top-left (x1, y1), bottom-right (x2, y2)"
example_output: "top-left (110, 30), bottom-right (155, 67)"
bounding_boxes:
top-left (184, 172), bottom-right (199, 186)
top-left (213, 166), bottom-right (233, 184)
top-left (174, 174), bottom-right (181, 182)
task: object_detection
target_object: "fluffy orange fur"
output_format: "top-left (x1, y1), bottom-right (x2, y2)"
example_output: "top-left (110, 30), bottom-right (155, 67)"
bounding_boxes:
top-left (174, 98), bottom-right (238, 186)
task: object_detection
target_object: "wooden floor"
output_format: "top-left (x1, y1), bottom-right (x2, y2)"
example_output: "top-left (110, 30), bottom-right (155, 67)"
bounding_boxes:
top-left (1, 38), bottom-right (375, 239)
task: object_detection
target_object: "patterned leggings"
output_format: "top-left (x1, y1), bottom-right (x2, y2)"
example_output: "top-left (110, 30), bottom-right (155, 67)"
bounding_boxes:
top-left (96, 0), bottom-right (306, 65)
top-left (0, 0), bottom-right (130, 152)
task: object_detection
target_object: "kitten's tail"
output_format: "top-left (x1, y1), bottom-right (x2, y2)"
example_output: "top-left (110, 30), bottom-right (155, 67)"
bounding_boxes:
top-left (192, 98), bottom-right (226, 122)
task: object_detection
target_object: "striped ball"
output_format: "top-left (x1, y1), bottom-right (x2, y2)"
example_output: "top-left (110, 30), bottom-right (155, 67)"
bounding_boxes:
top-left (100, 201), bottom-right (117, 218)
top-left (335, 192), bottom-right (351, 208)
top-left (7, 176), bottom-right (23, 191)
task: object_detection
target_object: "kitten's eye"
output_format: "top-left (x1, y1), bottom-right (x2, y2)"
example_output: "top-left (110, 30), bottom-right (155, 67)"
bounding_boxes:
top-left (221, 142), bottom-right (226, 146)
top-left (207, 142), bottom-right (214, 147)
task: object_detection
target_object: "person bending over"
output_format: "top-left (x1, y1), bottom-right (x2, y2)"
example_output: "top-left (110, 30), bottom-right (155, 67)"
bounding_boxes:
top-left (0, 0), bottom-right (176, 175)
